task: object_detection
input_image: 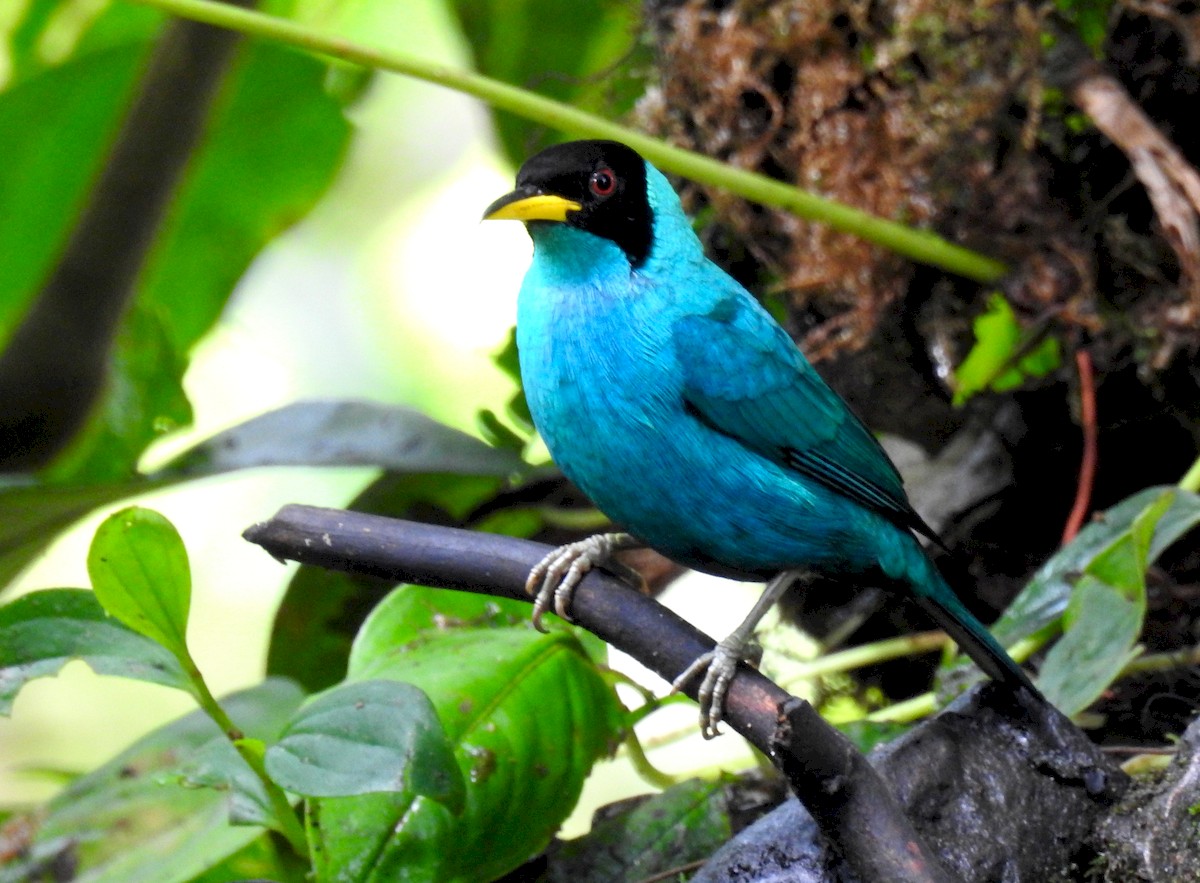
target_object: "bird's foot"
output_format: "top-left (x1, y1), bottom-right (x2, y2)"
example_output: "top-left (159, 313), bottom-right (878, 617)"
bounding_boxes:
top-left (671, 634), bottom-right (758, 740)
top-left (525, 532), bottom-right (639, 632)
top-left (670, 571), bottom-right (802, 739)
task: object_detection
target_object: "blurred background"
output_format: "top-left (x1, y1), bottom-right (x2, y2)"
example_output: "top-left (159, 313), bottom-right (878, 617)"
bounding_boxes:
top-left (0, 0), bottom-right (761, 831)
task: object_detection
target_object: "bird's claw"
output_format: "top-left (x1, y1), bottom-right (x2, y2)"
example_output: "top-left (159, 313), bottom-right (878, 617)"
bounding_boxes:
top-left (525, 533), bottom-right (632, 632)
top-left (671, 638), bottom-right (746, 739)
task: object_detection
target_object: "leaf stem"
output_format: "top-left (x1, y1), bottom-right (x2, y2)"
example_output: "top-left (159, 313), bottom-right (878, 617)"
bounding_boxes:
top-left (179, 651), bottom-right (309, 856)
top-left (866, 691), bottom-right (937, 724)
top-left (778, 631), bottom-right (949, 688)
top-left (1178, 453), bottom-right (1200, 494)
top-left (1120, 642), bottom-right (1200, 677)
top-left (122, 0), bottom-right (1009, 283)
top-left (622, 729), bottom-right (681, 790)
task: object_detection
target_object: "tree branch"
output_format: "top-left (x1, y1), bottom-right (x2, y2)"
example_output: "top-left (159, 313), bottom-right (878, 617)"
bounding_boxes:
top-left (244, 503), bottom-right (954, 883)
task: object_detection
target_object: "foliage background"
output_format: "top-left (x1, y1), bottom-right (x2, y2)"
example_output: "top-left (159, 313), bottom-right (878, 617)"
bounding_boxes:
top-left (0, 0), bottom-right (525, 802)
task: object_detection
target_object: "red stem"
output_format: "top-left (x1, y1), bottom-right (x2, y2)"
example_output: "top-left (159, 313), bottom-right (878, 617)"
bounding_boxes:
top-left (1062, 350), bottom-right (1098, 545)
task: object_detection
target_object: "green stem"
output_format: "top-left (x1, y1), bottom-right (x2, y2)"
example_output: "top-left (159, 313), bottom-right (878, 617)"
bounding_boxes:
top-left (1178, 452), bottom-right (1200, 494)
top-left (180, 652), bottom-right (309, 856)
top-left (123, 0), bottom-right (1009, 283)
top-left (778, 631), bottom-right (949, 687)
top-left (866, 691), bottom-right (937, 724)
top-left (1120, 642), bottom-right (1200, 677)
top-left (622, 729), bottom-right (681, 790)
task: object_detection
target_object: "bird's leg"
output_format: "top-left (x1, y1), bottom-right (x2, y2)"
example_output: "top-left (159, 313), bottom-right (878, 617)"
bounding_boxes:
top-left (525, 532), bottom-right (642, 632)
top-left (672, 570), bottom-right (804, 739)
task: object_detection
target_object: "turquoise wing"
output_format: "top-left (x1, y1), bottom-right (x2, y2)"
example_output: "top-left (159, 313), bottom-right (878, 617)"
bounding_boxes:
top-left (671, 287), bottom-right (936, 541)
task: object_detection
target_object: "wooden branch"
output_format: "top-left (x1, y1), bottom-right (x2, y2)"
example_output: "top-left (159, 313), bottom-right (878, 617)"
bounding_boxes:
top-left (244, 504), bottom-right (954, 883)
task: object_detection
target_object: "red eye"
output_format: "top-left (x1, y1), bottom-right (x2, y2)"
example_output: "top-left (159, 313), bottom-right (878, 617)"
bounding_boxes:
top-left (589, 168), bottom-right (617, 196)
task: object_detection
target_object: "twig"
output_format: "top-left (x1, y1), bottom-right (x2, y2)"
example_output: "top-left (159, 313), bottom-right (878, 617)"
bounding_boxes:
top-left (1050, 28), bottom-right (1200, 346)
top-left (244, 504), bottom-right (954, 883)
top-left (1062, 349), bottom-right (1098, 545)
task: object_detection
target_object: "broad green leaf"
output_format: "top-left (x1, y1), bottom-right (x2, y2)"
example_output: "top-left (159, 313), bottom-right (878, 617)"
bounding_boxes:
top-left (87, 506), bottom-right (192, 658)
top-left (1079, 490), bottom-right (1170, 604)
top-left (1036, 576), bottom-right (1142, 716)
top-left (55, 43), bottom-right (353, 481)
top-left (4, 0), bottom-right (161, 88)
top-left (1034, 492), bottom-right (1167, 712)
top-left (544, 777), bottom-right (733, 882)
top-left (347, 585), bottom-right (530, 673)
top-left (0, 47), bottom-right (145, 339)
top-left (989, 487), bottom-right (1200, 648)
top-left (266, 679), bottom-right (465, 812)
top-left (0, 33), bottom-right (352, 583)
top-left (0, 588), bottom-right (192, 714)
top-left (951, 293), bottom-right (1061, 405)
top-left (5, 680), bottom-right (305, 883)
top-left (173, 737), bottom-right (290, 833)
top-left (0, 407), bottom-right (519, 598)
top-left (490, 326), bottom-right (533, 431)
top-left (154, 400), bottom-right (526, 479)
top-left (182, 833), bottom-right (304, 883)
top-left (311, 626), bottom-right (624, 882)
top-left (450, 0), bottom-right (646, 166)
top-left (0, 477), bottom-right (143, 594)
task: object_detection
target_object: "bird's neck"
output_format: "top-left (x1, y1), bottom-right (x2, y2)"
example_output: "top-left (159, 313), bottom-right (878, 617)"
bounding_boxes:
top-left (527, 223), bottom-right (633, 290)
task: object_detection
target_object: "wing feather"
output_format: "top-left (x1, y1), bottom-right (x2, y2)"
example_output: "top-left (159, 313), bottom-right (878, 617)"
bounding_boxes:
top-left (672, 287), bottom-right (939, 543)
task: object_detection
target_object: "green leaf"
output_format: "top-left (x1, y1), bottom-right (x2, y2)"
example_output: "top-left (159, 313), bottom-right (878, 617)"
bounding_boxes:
top-left (450, 0), bottom-right (647, 166)
top-left (1034, 491), bottom-right (1169, 713)
top-left (1080, 489), bottom-right (1170, 603)
top-left (7, 679), bottom-right (305, 883)
top-left (87, 506), bottom-right (192, 658)
top-left (311, 623), bottom-right (624, 882)
top-left (154, 400), bottom-right (526, 479)
top-left (54, 42), bottom-right (353, 480)
top-left (545, 777), bottom-right (734, 882)
top-left (266, 679), bottom-right (465, 812)
top-left (0, 588), bottom-right (192, 714)
top-left (1054, 0), bottom-right (1114, 54)
top-left (0, 22), bottom-right (353, 586)
top-left (0, 477), bottom-right (141, 595)
top-left (347, 585), bottom-right (531, 674)
top-left (951, 293), bottom-right (1061, 405)
top-left (1036, 576), bottom-right (1142, 716)
top-left (0, 44), bottom-right (145, 339)
top-left (179, 833), bottom-right (304, 883)
top-left (990, 487), bottom-right (1200, 648)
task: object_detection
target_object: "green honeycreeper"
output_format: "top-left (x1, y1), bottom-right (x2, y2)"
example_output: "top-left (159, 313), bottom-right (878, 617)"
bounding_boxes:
top-left (484, 140), bottom-right (1043, 736)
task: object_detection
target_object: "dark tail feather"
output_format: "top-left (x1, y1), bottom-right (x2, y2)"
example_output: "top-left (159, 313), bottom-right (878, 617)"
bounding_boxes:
top-left (913, 590), bottom-right (1041, 700)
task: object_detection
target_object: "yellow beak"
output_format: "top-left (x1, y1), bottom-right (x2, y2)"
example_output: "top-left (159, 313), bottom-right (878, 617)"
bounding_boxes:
top-left (483, 189), bottom-right (581, 223)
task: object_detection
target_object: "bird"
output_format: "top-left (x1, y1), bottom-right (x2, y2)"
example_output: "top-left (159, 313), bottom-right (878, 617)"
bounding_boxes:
top-left (483, 139), bottom-right (1043, 737)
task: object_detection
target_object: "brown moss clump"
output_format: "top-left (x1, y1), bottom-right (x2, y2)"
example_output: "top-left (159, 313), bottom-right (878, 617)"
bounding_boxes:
top-left (638, 0), bottom-right (1104, 364)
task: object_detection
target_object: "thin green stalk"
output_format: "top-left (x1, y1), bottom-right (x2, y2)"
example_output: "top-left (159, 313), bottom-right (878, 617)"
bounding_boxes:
top-left (123, 0), bottom-right (1009, 283)
top-left (1178, 452), bottom-right (1200, 494)
top-left (622, 729), bottom-right (682, 790)
top-left (866, 691), bottom-right (937, 724)
top-left (1120, 642), bottom-right (1200, 677)
top-left (779, 630), bottom-right (949, 687)
top-left (180, 652), bottom-right (309, 856)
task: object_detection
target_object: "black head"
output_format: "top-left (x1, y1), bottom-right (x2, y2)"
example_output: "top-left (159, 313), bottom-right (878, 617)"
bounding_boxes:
top-left (483, 140), bottom-right (653, 267)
